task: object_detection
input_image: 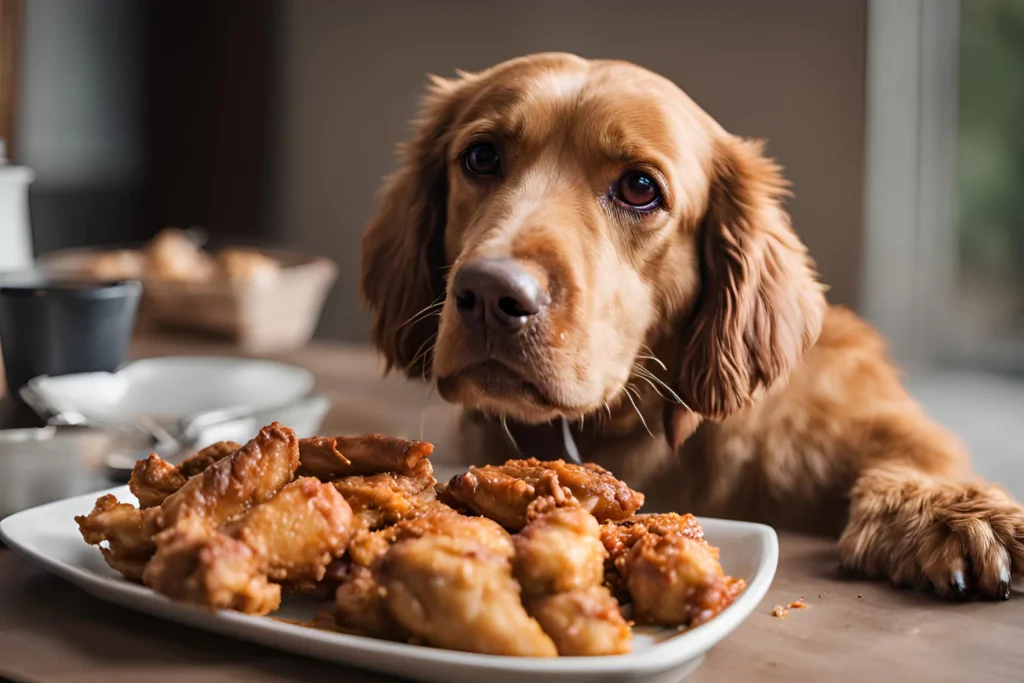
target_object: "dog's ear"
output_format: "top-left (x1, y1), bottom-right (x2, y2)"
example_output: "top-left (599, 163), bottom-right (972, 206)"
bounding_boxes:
top-left (666, 136), bottom-right (826, 448)
top-left (360, 75), bottom-right (469, 378)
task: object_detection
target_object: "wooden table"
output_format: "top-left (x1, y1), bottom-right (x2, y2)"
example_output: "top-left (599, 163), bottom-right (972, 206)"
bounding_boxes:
top-left (1, 340), bottom-right (1022, 683)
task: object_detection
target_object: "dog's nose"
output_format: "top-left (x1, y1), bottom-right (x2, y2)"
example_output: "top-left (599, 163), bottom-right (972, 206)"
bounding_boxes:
top-left (453, 258), bottom-right (548, 333)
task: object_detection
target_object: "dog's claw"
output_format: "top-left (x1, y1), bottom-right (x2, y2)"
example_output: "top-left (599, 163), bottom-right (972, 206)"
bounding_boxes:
top-left (996, 566), bottom-right (1012, 600)
top-left (949, 570), bottom-right (967, 600)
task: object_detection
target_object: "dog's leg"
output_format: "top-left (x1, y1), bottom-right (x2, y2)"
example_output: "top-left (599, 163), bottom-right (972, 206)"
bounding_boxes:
top-left (837, 417), bottom-right (1024, 600)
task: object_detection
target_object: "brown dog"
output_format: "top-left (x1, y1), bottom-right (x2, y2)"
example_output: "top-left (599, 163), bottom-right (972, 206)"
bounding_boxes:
top-left (360, 52), bottom-right (1023, 600)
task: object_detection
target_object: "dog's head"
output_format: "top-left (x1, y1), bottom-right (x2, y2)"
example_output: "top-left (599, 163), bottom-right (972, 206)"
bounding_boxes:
top-left (361, 53), bottom-right (826, 442)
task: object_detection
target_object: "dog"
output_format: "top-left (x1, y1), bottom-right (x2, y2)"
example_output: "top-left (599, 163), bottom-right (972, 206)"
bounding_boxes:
top-left (360, 52), bottom-right (1023, 600)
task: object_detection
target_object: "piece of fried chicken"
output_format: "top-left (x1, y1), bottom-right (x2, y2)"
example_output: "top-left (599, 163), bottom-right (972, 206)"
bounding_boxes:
top-left (513, 499), bottom-right (632, 655)
top-left (75, 494), bottom-right (161, 581)
top-left (602, 514), bottom-right (745, 627)
top-left (159, 423), bottom-right (299, 529)
top-left (298, 434), bottom-right (434, 479)
top-left (143, 516), bottom-right (281, 615)
top-left (223, 477), bottom-right (355, 584)
top-left (332, 469), bottom-right (437, 530)
top-left (379, 534), bottom-right (557, 656)
top-left (129, 441), bottom-right (243, 509)
top-left (442, 458), bottom-right (644, 530)
top-left (179, 440), bottom-right (242, 478)
top-left (332, 504), bottom-right (512, 639)
top-left (78, 424), bottom-right (298, 581)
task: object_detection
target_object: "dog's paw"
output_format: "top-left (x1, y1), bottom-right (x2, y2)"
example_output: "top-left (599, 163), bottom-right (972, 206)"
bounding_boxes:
top-left (837, 467), bottom-right (1024, 600)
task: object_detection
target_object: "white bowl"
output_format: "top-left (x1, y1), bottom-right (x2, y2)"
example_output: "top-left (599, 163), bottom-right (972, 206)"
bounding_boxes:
top-left (23, 356), bottom-right (315, 425)
top-left (0, 486), bottom-right (779, 683)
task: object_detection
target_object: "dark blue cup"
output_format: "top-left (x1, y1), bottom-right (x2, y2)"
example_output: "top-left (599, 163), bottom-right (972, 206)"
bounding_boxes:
top-left (0, 274), bottom-right (142, 400)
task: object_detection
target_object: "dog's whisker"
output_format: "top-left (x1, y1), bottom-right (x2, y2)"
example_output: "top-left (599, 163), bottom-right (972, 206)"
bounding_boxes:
top-left (499, 414), bottom-right (521, 454)
top-left (405, 332), bottom-right (438, 377)
top-left (632, 372), bottom-right (666, 402)
top-left (623, 385), bottom-right (654, 438)
top-left (638, 344), bottom-right (669, 372)
top-left (397, 299), bottom-right (445, 332)
top-left (632, 363), bottom-right (690, 410)
top-left (635, 353), bottom-right (668, 372)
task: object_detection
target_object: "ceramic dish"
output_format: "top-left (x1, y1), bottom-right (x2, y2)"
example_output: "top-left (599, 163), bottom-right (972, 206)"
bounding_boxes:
top-left (22, 356), bottom-right (315, 426)
top-left (0, 486), bottom-right (778, 683)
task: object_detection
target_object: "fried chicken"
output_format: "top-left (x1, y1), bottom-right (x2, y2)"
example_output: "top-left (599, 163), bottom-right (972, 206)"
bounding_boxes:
top-left (179, 441), bottom-right (242, 478)
top-left (143, 516), bottom-right (281, 615)
top-left (332, 470), bottom-right (437, 530)
top-left (442, 458), bottom-right (644, 530)
top-left (602, 514), bottom-right (744, 628)
top-left (379, 534), bottom-right (557, 656)
top-left (528, 587), bottom-right (632, 656)
top-left (159, 423), bottom-right (300, 529)
top-left (130, 454), bottom-right (187, 509)
top-left (75, 494), bottom-right (161, 581)
top-left (298, 435), bottom-right (434, 479)
top-left (600, 513), bottom-right (706, 564)
top-left (332, 504), bottom-right (513, 639)
top-left (222, 477), bottom-right (355, 584)
top-left (128, 441), bottom-right (243, 509)
top-left (513, 499), bottom-right (632, 655)
top-left (332, 563), bottom-right (407, 639)
top-left (513, 500), bottom-right (606, 598)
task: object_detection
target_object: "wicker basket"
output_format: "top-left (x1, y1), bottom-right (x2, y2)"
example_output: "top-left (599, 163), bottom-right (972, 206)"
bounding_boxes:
top-left (38, 248), bottom-right (338, 353)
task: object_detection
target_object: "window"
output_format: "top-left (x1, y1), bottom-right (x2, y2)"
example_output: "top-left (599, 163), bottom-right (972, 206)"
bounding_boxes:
top-left (863, 0), bottom-right (1024, 372)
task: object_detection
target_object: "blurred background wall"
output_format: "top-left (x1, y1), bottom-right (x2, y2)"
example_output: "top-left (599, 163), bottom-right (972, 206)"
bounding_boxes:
top-left (273, 0), bottom-right (867, 340)
top-left (10, 0), bottom-right (867, 342)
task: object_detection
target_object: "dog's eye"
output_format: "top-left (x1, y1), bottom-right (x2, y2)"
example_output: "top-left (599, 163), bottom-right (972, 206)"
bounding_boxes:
top-left (614, 171), bottom-right (661, 211)
top-left (463, 142), bottom-right (501, 177)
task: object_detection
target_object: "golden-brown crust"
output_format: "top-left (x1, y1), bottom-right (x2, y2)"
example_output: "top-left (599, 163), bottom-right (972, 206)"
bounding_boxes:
top-left (298, 435), bottom-right (434, 479)
top-left (444, 458), bottom-right (644, 530)
top-left (379, 535), bottom-right (558, 656)
top-left (143, 517), bottom-right (281, 615)
top-left (129, 454), bottom-right (187, 509)
top-left (159, 423), bottom-right (300, 529)
top-left (331, 470), bottom-right (437, 530)
top-left (223, 477), bottom-right (354, 584)
top-left (179, 441), bottom-right (242, 479)
top-left (75, 494), bottom-right (161, 581)
top-left (623, 532), bottom-right (745, 627)
top-left (526, 587), bottom-right (632, 656)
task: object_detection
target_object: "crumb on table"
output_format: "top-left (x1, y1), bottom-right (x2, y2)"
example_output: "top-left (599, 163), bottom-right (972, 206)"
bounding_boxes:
top-left (857, 593), bottom-right (863, 599)
top-left (788, 599), bottom-right (807, 609)
top-left (771, 605), bottom-right (789, 618)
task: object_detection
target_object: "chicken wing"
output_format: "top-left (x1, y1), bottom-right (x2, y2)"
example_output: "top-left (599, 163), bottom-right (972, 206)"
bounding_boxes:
top-left (620, 527), bottom-right (744, 627)
top-left (513, 499), bottom-right (632, 655)
top-left (442, 458), bottom-right (644, 530)
top-left (298, 435), bottom-right (433, 479)
top-left (75, 494), bottom-right (161, 581)
top-left (513, 500), bottom-right (605, 598)
top-left (600, 513), bottom-right (706, 565)
top-left (379, 534), bottom-right (557, 656)
top-left (179, 440), bottom-right (242, 478)
top-left (527, 587), bottom-right (632, 656)
top-left (159, 423), bottom-right (300, 528)
top-left (222, 477), bottom-right (354, 584)
top-left (332, 563), bottom-right (407, 640)
top-left (143, 516), bottom-right (281, 615)
top-left (128, 441), bottom-right (244, 509)
top-left (331, 470), bottom-right (437, 530)
top-left (329, 502), bottom-right (511, 627)
top-left (130, 454), bottom-right (187, 509)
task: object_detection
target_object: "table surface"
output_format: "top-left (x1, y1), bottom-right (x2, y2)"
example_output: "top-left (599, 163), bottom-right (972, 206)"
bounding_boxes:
top-left (1, 338), bottom-right (1022, 683)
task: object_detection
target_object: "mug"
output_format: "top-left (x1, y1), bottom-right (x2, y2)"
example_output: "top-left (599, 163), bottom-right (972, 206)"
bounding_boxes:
top-left (0, 274), bottom-right (142, 400)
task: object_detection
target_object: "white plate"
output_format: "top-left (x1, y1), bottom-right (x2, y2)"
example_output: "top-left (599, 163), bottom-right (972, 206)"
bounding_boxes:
top-left (24, 356), bottom-right (315, 423)
top-left (0, 487), bottom-right (778, 683)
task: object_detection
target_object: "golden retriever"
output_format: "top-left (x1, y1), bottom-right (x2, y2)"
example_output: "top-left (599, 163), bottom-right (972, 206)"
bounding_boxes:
top-left (360, 52), bottom-right (1023, 600)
